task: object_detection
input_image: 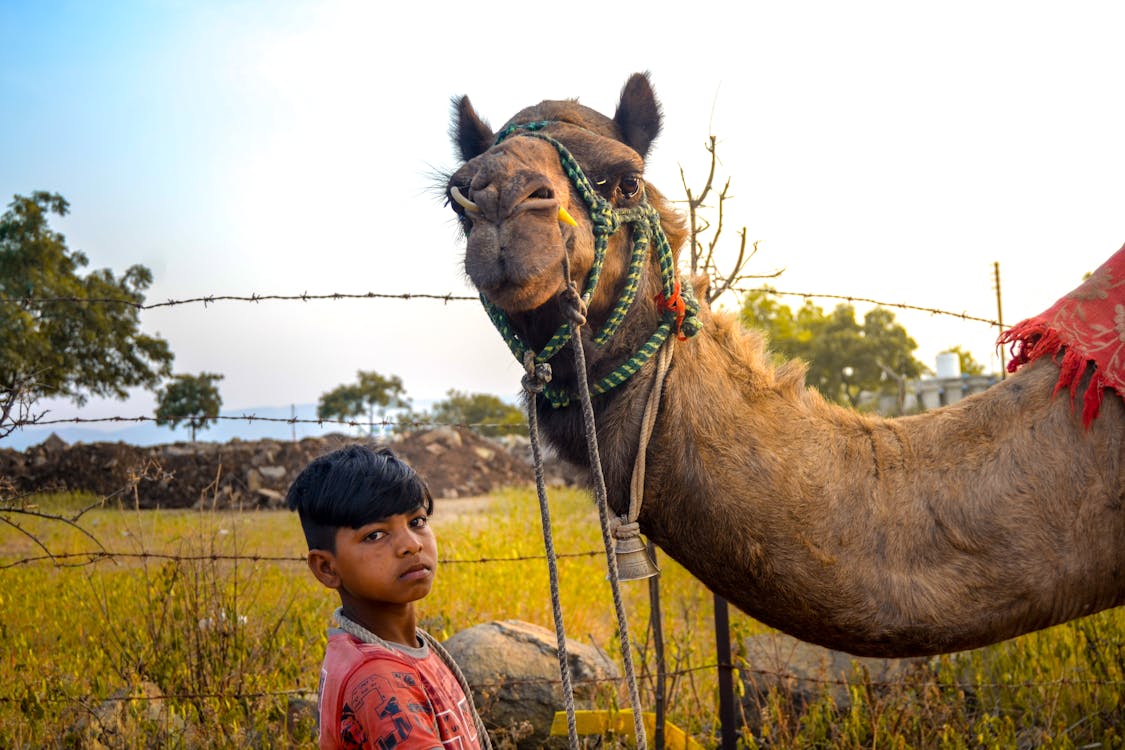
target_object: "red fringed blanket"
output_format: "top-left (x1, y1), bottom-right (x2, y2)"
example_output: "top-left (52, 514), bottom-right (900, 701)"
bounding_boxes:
top-left (998, 242), bottom-right (1125, 427)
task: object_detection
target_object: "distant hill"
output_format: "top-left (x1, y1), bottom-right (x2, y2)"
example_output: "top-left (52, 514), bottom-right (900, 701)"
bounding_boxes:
top-left (1, 402), bottom-right (435, 451)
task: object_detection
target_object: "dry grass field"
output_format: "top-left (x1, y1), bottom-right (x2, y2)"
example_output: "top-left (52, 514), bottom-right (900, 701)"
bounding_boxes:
top-left (1, 488), bottom-right (1122, 748)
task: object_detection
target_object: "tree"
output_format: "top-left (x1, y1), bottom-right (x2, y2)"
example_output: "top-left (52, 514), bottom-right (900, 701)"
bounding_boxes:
top-left (741, 290), bottom-right (927, 408)
top-left (427, 389), bottom-right (526, 437)
top-left (317, 370), bottom-right (409, 435)
top-left (0, 192), bottom-right (173, 432)
top-left (155, 372), bottom-right (224, 441)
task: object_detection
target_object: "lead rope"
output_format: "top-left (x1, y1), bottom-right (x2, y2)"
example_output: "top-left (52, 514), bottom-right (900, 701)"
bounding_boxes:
top-left (333, 609), bottom-right (495, 750)
top-left (520, 349), bottom-right (581, 750)
top-left (614, 334), bottom-right (674, 551)
top-left (559, 273), bottom-right (650, 750)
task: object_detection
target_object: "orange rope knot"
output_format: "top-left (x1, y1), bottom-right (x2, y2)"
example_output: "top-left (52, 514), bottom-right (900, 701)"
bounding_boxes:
top-left (655, 280), bottom-right (688, 340)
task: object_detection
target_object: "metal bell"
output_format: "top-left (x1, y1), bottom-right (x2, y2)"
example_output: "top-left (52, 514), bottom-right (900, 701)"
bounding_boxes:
top-left (612, 534), bottom-right (660, 581)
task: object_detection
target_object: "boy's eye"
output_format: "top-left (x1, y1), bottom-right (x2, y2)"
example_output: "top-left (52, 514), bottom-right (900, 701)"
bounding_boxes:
top-left (410, 515), bottom-right (429, 529)
top-left (364, 529), bottom-right (387, 542)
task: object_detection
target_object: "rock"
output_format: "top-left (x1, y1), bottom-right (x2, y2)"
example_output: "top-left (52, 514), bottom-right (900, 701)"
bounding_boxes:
top-left (161, 444), bottom-right (197, 457)
top-left (255, 487), bottom-right (285, 507)
top-left (444, 620), bottom-right (619, 750)
top-left (40, 432), bottom-right (67, 454)
top-left (63, 680), bottom-right (185, 748)
top-left (246, 467), bottom-right (263, 493)
top-left (739, 632), bottom-right (924, 726)
top-left (421, 426), bottom-right (463, 448)
top-left (286, 692), bottom-right (318, 743)
top-left (259, 465), bottom-right (286, 481)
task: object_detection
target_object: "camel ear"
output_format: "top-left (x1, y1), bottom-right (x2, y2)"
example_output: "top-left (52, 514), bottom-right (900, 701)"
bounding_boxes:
top-left (614, 72), bottom-right (662, 159)
top-left (451, 95), bottom-right (494, 162)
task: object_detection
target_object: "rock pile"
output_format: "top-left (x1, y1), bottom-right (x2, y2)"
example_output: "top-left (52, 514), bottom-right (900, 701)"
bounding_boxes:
top-left (0, 428), bottom-right (583, 509)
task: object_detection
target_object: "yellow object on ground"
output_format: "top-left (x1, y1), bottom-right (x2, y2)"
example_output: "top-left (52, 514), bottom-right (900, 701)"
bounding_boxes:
top-left (549, 709), bottom-right (705, 750)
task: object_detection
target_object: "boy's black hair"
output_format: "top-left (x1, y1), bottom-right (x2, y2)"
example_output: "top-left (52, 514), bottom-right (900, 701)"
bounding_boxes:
top-left (286, 444), bottom-right (434, 552)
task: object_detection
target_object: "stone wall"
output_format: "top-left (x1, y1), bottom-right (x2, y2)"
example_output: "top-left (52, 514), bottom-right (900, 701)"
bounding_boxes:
top-left (0, 428), bottom-right (582, 508)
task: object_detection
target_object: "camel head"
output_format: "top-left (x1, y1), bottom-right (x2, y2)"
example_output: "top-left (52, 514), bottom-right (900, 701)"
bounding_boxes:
top-left (447, 73), bottom-right (687, 347)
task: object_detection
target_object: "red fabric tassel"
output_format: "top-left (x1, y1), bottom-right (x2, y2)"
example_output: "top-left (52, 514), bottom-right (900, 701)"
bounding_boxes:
top-left (997, 242), bottom-right (1125, 429)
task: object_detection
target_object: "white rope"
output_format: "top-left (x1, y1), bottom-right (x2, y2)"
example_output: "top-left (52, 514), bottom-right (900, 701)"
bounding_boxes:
top-left (617, 336), bottom-right (675, 540)
top-left (521, 352), bottom-right (581, 749)
top-left (562, 285), bottom-right (651, 750)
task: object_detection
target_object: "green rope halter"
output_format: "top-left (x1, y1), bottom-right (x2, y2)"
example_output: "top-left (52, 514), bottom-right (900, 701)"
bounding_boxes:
top-left (480, 120), bottom-right (701, 407)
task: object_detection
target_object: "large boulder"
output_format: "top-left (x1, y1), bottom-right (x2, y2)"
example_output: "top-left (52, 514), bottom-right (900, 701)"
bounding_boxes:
top-left (444, 620), bottom-right (619, 750)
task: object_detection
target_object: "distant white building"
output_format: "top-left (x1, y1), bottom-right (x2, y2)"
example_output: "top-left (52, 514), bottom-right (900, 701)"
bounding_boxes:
top-left (874, 351), bottom-right (1001, 415)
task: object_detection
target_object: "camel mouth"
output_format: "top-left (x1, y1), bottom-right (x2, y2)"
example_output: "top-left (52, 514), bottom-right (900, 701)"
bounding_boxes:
top-left (472, 258), bottom-right (567, 313)
top-left (462, 199), bottom-right (573, 313)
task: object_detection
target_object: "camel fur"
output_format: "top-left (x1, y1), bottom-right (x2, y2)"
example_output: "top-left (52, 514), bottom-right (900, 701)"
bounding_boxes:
top-left (445, 72), bottom-right (1125, 658)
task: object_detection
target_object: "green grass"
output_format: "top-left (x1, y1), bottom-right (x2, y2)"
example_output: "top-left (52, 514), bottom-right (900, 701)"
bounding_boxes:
top-left (1, 487), bottom-right (1122, 748)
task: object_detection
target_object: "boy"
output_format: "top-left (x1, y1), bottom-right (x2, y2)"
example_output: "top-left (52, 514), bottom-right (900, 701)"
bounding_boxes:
top-left (287, 444), bottom-right (490, 750)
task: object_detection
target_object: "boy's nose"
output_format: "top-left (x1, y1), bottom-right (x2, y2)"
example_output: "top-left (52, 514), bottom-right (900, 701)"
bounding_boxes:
top-left (399, 533), bottom-right (423, 555)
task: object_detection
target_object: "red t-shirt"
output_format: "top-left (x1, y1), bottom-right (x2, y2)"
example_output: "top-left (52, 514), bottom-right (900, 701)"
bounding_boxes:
top-left (317, 628), bottom-right (483, 750)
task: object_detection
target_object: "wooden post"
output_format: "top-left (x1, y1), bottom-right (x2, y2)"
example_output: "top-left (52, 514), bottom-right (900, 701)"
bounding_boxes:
top-left (714, 594), bottom-right (737, 749)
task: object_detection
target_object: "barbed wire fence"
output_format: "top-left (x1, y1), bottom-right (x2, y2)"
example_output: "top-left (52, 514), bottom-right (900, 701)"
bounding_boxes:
top-left (5, 287), bottom-right (1117, 746)
top-left (0, 285), bottom-right (1003, 432)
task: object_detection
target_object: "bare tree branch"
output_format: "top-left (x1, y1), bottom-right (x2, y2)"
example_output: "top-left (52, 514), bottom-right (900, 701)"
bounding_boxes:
top-left (677, 135), bottom-right (783, 305)
top-left (0, 371), bottom-right (48, 440)
top-left (0, 459), bottom-right (174, 568)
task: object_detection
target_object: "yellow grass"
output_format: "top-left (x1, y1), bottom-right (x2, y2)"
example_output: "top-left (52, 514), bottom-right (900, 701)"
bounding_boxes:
top-left (1, 488), bottom-right (1122, 748)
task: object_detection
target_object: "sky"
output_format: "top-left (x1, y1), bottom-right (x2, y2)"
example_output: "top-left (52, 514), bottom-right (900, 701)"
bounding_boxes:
top-left (2, 0), bottom-right (1123, 444)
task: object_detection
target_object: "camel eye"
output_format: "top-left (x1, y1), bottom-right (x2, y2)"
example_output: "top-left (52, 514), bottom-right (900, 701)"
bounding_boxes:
top-left (618, 175), bottom-right (643, 200)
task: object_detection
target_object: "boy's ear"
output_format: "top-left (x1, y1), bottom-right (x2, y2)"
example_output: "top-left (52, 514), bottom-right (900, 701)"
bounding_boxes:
top-left (307, 550), bottom-right (342, 590)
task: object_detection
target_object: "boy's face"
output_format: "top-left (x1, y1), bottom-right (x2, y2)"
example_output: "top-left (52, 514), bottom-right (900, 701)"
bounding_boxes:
top-left (308, 505), bottom-right (438, 607)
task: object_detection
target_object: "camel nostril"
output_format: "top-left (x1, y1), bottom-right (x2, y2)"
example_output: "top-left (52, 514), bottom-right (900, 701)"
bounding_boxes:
top-left (529, 187), bottom-right (554, 201)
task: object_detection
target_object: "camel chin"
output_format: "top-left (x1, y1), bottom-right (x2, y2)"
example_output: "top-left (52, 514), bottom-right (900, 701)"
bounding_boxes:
top-left (478, 275), bottom-right (565, 314)
top-left (465, 228), bottom-right (572, 313)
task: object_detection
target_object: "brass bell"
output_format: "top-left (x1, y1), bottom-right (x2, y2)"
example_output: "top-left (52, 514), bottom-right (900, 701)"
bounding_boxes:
top-left (612, 534), bottom-right (660, 581)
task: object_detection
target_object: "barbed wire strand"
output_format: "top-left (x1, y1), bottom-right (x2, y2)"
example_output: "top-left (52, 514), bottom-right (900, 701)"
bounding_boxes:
top-left (3, 664), bottom-right (1119, 706)
top-left (735, 287), bottom-right (1000, 327)
top-left (0, 549), bottom-right (603, 570)
top-left (1, 286), bottom-right (999, 326)
top-left (0, 291), bottom-right (477, 309)
top-left (15, 414), bottom-right (525, 430)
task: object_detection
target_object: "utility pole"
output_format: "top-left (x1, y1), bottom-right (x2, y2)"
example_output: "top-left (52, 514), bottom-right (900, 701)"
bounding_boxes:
top-left (993, 262), bottom-right (1006, 378)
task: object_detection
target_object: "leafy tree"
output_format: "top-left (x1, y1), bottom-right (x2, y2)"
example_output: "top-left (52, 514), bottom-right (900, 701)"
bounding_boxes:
top-left (427, 389), bottom-right (526, 437)
top-left (317, 370), bottom-right (409, 435)
top-left (741, 289), bottom-right (927, 408)
top-left (155, 372), bottom-right (224, 441)
top-left (0, 192), bottom-right (173, 430)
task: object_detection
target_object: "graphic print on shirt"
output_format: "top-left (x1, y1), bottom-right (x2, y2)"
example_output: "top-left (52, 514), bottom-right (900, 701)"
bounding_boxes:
top-left (342, 671), bottom-right (413, 750)
top-left (416, 665), bottom-right (477, 749)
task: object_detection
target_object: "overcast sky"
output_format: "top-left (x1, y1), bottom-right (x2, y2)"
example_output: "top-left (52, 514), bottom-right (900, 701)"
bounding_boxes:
top-left (3, 0), bottom-right (1123, 436)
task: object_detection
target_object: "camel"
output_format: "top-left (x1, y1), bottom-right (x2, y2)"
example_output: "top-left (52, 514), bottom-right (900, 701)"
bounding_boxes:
top-left (444, 72), bottom-right (1125, 658)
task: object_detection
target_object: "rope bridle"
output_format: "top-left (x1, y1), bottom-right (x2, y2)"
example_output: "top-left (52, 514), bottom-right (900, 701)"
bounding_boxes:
top-left (480, 120), bottom-right (702, 408)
